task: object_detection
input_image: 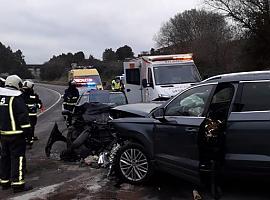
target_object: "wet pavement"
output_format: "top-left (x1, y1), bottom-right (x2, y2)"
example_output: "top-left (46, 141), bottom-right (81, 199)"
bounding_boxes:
top-left (1, 84), bottom-right (270, 200)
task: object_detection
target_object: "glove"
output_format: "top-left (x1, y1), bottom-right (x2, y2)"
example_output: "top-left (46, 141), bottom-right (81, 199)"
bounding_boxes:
top-left (40, 106), bottom-right (45, 112)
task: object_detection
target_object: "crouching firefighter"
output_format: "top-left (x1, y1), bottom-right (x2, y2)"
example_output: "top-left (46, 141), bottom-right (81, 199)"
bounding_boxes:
top-left (0, 75), bottom-right (33, 193)
top-left (22, 80), bottom-right (43, 146)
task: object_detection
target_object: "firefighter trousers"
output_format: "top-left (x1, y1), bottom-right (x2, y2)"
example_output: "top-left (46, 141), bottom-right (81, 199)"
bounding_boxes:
top-left (29, 116), bottom-right (37, 143)
top-left (0, 134), bottom-right (26, 188)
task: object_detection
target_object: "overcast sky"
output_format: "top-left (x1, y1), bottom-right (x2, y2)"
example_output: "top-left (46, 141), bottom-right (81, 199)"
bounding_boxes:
top-left (0, 0), bottom-right (202, 64)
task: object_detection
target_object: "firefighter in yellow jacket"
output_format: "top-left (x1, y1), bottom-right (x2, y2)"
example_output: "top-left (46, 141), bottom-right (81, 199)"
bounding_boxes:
top-left (0, 75), bottom-right (32, 193)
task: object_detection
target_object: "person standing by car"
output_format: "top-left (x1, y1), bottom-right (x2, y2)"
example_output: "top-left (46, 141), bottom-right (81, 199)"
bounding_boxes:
top-left (22, 80), bottom-right (43, 146)
top-left (0, 75), bottom-right (32, 193)
top-left (198, 84), bottom-right (234, 199)
top-left (119, 79), bottom-right (125, 92)
top-left (63, 80), bottom-right (79, 126)
top-left (111, 77), bottom-right (121, 91)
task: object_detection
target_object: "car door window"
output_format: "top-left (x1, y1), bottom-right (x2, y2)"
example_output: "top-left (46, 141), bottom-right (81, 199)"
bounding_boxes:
top-left (207, 84), bottom-right (235, 120)
top-left (165, 84), bottom-right (214, 117)
top-left (239, 82), bottom-right (270, 112)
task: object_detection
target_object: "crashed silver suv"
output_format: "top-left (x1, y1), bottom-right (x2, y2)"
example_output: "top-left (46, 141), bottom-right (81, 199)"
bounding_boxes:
top-left (112, 71), bottom-right (270, 184)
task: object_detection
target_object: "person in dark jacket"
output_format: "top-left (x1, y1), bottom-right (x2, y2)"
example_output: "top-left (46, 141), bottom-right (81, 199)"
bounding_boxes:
top-left (22, 80), bottom-right (43, 146)
top-left (0, 75), bottom-right (32, 193)
top-left (63, 80), bottom-right (79, 126)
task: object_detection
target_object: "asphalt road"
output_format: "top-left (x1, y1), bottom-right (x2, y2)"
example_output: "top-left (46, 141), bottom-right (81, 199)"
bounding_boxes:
top-left (1, 84), bottom-right (270, 200)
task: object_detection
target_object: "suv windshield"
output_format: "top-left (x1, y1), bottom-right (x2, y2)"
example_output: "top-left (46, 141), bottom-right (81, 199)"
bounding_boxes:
top-left (109, 92), bottom-right (127, 106)
top-left (153, 64), bottom-right (201, 85)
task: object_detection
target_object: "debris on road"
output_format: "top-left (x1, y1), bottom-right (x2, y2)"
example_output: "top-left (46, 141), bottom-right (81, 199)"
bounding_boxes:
top-left (84, 155), bottom-right (99, 166)
top-left (193, 189), bottom-right (202, 200)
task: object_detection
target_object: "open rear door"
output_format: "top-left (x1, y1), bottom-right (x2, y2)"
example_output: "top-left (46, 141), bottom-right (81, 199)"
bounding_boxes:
top-left (124, 62), bottom-right (142, 103)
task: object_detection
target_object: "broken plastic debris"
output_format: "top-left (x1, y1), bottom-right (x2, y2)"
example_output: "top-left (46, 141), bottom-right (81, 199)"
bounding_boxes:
top-left (98, 152), bottom-right (110, 168)
top-left (193, 190), bottom-right (202, 200)
top-left (84, 155), bottom-right (99, 165)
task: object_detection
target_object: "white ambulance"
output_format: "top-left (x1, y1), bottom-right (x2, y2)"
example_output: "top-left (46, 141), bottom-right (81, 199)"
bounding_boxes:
top-left (124, 54), bottom-right (201, 103)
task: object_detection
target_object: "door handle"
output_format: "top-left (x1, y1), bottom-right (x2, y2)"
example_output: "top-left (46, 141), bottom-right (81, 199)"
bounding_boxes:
top-left (185, 127), bottom-right (199, 133)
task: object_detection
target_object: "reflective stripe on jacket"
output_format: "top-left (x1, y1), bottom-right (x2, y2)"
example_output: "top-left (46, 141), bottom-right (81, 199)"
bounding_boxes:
top-left (0, 94), bottom-right (31, 135)
top-left (23, 91), bottom-right (43, 117)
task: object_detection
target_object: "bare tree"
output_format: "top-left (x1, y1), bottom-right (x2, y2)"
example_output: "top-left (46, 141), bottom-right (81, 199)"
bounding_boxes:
top-left (155, 9), bottom-right (233, 76)
top-left (204, 0), bottom-right (270, 68)
top-left (155, 9), bottom-right (231, 47)
top-left (204, 0), bottom-right (270, 41)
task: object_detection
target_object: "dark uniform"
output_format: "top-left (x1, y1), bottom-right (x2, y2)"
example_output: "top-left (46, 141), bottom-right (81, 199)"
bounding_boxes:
top-left (22, 89), bottom-right (42, 145)
top-left (63, 82), bottom-right (79, 125)
top-left (0, 87), bottom-right (31, 190)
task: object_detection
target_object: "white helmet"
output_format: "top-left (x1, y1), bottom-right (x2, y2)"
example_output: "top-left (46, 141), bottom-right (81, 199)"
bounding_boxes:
top-left (23, 80), bottom-right (34, 89)
top-left (5, 75), bottom-right (23, 90)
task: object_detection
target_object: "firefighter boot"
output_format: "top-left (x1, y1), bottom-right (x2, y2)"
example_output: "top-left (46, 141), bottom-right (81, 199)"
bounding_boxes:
top-left (1, 182), bottom-right (11, 190)
top-left (13, 184), bottom-right (33, 193)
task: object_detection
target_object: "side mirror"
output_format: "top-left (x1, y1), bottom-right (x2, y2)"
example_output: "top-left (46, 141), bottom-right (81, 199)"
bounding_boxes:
top-left (152, 107), bottom-right (165, 120)
top-left (142, 79), bottom-right (147, 88)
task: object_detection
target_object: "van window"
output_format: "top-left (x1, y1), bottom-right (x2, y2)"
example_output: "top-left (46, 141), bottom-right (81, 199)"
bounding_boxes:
top-left (240, 82), bottom-right (270, 111)
top-left (126, 68), bottom-right (140, 85)
top-left (154, 64), bottom-right (201, 85)
top-left (148, 68), bottom-right (153, 85)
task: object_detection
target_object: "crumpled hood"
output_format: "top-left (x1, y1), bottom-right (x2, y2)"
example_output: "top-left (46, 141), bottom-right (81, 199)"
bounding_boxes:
top-left (112, 103), bottom-right (162, 117)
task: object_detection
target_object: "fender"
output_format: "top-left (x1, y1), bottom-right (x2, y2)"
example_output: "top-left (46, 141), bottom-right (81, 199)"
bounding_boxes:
top-left (112, 117), bottom-right (156, 158)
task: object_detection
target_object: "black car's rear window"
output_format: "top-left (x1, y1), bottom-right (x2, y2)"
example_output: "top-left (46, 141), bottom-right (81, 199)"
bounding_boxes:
top-left (240, 82), bottom-right (270, 112)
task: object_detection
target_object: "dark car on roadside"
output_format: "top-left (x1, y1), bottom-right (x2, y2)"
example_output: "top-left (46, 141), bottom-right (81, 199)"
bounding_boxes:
top-left (111, 71), bottom-right (270, 185)
top-left (76, 89), bottom-right (128, 107)
top-left (62, 89), bottom-right (128, 125)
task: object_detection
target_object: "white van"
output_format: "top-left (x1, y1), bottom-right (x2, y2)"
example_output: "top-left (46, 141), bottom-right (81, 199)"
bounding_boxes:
top-left (124, 54), bottom-right (201, 103)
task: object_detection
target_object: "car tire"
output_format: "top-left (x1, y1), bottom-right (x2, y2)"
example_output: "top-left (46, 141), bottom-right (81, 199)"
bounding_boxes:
top-left (115, 142), bottom-right (153, 184)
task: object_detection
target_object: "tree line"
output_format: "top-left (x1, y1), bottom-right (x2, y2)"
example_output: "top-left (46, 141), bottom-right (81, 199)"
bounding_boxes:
top-left (0, 42), bottom-right (33, 79)
top-left (40, 45), bottom-right (134, 81)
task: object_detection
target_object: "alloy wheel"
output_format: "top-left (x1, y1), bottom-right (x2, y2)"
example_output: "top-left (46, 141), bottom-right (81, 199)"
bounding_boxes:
top-left (119, 148), bottom-right (149, 182)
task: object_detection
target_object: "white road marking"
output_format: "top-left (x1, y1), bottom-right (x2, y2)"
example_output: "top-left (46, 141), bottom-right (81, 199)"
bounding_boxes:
top-left (37, 86), bottom-right (62, 117)
top-left (10, 183), bottom-right (63, 200)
